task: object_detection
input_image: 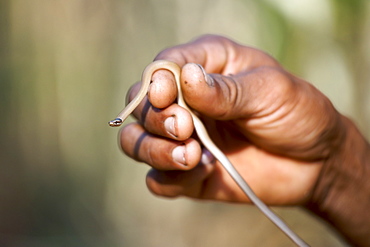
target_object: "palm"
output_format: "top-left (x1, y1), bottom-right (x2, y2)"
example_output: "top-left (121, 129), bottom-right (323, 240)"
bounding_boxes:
top-left (195, 117), bottom-right (321, 205)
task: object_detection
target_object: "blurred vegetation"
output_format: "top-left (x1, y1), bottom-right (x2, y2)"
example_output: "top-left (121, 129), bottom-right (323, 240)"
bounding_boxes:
top-left (0, 0), bottom-right (368, 246)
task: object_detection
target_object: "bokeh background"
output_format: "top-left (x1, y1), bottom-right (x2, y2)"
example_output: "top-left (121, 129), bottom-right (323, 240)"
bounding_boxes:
top-left (1, 0), bottom-right (369, 246)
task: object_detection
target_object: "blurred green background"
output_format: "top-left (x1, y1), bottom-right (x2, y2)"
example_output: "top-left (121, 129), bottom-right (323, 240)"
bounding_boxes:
top-left (1, 0), bottom-right (369, 246)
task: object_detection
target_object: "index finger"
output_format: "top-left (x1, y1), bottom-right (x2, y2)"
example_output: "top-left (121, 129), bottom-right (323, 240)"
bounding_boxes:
top-left (149, 34), bottom-right (280, 109)
top-left (155, 34), bottom-right (281, 75)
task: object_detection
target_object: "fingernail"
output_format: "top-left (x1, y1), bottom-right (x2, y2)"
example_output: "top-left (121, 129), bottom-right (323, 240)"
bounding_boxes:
top-left (196, 64), bottom-right (214, 86)
top-left (201, 148), bottom-right (216, 165)
top-left (172, 145), bottom-right (186, 165)
top-left (164, 116), bottom-right (177, 137)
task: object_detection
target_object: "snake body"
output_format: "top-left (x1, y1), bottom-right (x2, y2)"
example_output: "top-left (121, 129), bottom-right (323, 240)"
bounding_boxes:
top-left (109, 60), bottom-right (309, 247)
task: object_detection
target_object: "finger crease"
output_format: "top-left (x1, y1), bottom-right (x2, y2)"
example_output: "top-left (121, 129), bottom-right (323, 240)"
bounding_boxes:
top-left (134, 132), bottom-right (148, 160)
top-left (220, 76), bottom-right (240, 118)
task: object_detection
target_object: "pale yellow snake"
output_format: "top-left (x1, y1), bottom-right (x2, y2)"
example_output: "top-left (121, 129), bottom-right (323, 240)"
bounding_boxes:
top-left (109, 60), bottom-right (309, 247)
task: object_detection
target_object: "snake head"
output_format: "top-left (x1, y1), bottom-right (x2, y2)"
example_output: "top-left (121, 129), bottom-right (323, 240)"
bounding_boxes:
top-left (109, 118), bottom-right (123, 127)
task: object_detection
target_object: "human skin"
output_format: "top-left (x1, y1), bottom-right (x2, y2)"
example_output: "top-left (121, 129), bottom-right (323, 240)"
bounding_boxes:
top-left (119, 35), bottom-right (370, 246)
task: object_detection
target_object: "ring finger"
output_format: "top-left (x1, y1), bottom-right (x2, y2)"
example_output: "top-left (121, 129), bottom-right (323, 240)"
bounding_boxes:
top-left (120, 123), bottom-right (202, 170)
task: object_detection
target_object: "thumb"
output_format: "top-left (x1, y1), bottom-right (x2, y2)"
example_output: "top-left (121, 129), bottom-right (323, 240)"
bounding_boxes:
top-left (180, 63), bottom-right (239, 120)
top-left (181, 63), bottom-right (293, 120)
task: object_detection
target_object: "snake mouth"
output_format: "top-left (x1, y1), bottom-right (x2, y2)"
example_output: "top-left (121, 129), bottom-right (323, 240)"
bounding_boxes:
top-left (109, 118), bottom-right (123, 127)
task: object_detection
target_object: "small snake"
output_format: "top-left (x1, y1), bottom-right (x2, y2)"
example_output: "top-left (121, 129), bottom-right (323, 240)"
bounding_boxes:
top-left (109, 60), bottom-right (309, 247)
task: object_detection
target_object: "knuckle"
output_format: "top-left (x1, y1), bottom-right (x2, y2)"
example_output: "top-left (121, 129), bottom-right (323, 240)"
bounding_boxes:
top-left (155, 47), bottom-right (183, 64)
top-left (146, 171), bottom-right (180, 198)
top-left (119, 123), bottom-right (143, 157)
top-left (264, 67), bottom-right (294, 93)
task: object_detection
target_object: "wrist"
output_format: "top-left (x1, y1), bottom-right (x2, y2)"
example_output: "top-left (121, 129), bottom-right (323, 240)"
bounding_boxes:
top-left (305, 116), bottom-right (370, 246)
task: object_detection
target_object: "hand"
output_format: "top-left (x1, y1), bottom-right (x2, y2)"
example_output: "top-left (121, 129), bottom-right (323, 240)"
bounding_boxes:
top-left (119, 34), bottom-right (345, 206)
